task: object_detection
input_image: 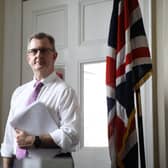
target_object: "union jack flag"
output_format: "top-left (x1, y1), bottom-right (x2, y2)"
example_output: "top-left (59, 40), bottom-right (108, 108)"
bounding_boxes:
top-left (106, 0), bottom-right (152, 167)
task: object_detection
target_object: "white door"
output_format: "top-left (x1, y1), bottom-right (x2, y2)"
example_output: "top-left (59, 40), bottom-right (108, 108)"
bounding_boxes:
top-left (22, 0), bottom-right (153, 168)
top-left (22, 0), bottom-right (112, 168)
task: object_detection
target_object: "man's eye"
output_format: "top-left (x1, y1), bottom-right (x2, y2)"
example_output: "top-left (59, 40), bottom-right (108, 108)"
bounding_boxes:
top-left (40, 48), bottom-right (47, 53)
top-left (32, 49), bottom-right (38, 54)
top-left (28, 49), bottom-right (38, 55)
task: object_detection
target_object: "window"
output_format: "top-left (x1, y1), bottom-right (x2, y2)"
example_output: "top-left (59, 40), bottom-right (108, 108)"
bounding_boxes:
top-left (81, 61), bottom-right (108, 147)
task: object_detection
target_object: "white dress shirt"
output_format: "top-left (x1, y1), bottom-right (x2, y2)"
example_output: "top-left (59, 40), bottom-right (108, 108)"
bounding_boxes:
top-left (1, 72), bottom-right (80, 158)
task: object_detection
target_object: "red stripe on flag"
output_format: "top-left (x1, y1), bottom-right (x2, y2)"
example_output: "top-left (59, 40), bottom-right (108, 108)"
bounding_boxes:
top-left (124, 0), bottom-right (139, 28)
top-left (117, 13), bottom-right (125, 53)
top-left (106, 56), bottom-right (116, 87)
top-left (115, 113), bottom-right (136, 152)
top-left (115, 116), bottom-right (126, 151)
top-left (108, 117), bottom-right (115, 139)
top-left (126, 47), bottom-right (150, 64)
top-left (116, 47), bottom-right (150, 77)
top-left (116, 0), bottom-right (140, 53)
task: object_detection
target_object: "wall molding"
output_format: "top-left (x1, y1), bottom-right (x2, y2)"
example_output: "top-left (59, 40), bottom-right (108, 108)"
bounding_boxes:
top-left (32, 4), bottom-right (68, 50)
top-left (79, 0), bottom-right (111, 46)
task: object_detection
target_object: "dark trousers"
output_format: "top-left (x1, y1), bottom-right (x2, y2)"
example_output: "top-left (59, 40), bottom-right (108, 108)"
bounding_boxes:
top-left (14, 153), bottom-right (74, 168)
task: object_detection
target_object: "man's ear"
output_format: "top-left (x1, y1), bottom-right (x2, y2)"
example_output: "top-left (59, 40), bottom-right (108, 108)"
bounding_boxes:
top-left (53, 52), bottom-right (57, 60)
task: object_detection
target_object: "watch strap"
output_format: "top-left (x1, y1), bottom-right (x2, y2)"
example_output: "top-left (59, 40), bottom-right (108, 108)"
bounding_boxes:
top-left (34, 136), bottom-right (42, 148)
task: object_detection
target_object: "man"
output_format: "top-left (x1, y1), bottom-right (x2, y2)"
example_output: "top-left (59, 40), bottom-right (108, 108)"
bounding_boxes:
top-left (1, 32), bottom-right (80, 168)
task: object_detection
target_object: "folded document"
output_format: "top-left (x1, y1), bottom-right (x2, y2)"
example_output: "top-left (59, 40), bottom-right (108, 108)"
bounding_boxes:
top-left (10, 102), bottom-right (57, 135)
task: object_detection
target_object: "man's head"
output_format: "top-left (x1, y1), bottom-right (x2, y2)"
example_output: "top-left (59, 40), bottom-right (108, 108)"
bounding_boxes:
top-left (27, 32), bottom-right (57, 53)
top-left (26, 32), bottom-right (57, 80)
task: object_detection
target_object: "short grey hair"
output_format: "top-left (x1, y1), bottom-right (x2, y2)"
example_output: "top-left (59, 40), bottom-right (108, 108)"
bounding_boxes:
top-left (28, 32), bottom-right (57, 52)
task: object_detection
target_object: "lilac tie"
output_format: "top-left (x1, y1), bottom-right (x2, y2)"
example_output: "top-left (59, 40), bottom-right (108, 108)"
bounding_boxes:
top-left (16, 81), bottom-right (44, 160)
top-left (26, 81), bottom-right (44, 105)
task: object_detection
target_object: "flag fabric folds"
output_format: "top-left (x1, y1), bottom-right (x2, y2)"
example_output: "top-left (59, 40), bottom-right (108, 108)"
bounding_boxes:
top-left (106, 0), bottom-right (152, 167)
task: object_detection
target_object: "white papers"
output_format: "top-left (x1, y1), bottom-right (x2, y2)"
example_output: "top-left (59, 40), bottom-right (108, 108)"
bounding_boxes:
top-left (10, 102), bottom-right (57, 135)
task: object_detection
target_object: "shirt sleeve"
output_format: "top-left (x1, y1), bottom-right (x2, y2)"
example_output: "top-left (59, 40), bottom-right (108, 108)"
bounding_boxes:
top-left (1, 87), bottom-right (21, 157)
top-left (1, 108), bottom-right (15, 157)
top-left (49, 88), bottom-right (80, 152)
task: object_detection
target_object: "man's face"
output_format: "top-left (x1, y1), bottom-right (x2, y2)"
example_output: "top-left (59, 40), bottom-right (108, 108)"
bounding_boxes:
top-left (26, 37), bottom-right (57, 74)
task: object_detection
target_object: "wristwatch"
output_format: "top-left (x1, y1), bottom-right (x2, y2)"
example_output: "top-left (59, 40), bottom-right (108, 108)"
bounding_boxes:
top-left (34, 136), bottom-right (42, 148)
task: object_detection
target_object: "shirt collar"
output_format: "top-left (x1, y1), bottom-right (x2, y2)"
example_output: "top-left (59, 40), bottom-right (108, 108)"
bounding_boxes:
top-left (33, 71), bottom-right (57, 86)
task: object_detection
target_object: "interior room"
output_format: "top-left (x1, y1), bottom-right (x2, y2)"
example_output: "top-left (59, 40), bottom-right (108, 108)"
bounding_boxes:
top-left (0, 0), bottom-right (167, 168)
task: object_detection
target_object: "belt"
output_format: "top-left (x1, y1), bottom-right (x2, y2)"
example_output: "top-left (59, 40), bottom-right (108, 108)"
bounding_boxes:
top-left (54, 152), bottom-right (72, 158)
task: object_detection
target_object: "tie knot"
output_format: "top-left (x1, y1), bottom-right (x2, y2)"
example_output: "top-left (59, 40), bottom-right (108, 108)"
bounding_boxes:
top-left (33, 81), bottom-right (44, 96)
top-left (34, 81), bottom-right (44, 89)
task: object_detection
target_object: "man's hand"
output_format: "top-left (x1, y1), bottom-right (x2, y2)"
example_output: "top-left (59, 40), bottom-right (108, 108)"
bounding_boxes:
top-left (15, 129), bottom-right (35, 148)
top-left (15, 129), bottom-right (60, 149)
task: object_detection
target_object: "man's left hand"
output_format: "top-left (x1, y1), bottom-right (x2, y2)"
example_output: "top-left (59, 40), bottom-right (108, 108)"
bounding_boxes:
top-left (15, 129), bottom-right (35, 148)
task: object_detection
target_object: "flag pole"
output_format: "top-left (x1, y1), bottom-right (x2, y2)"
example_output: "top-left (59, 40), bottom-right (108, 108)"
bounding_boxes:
top-left (135, 88), bottom-right (146, 168)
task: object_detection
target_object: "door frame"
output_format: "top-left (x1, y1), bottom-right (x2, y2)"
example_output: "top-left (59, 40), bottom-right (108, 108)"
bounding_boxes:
top-left (1, 0), bottom-right (22, 134)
